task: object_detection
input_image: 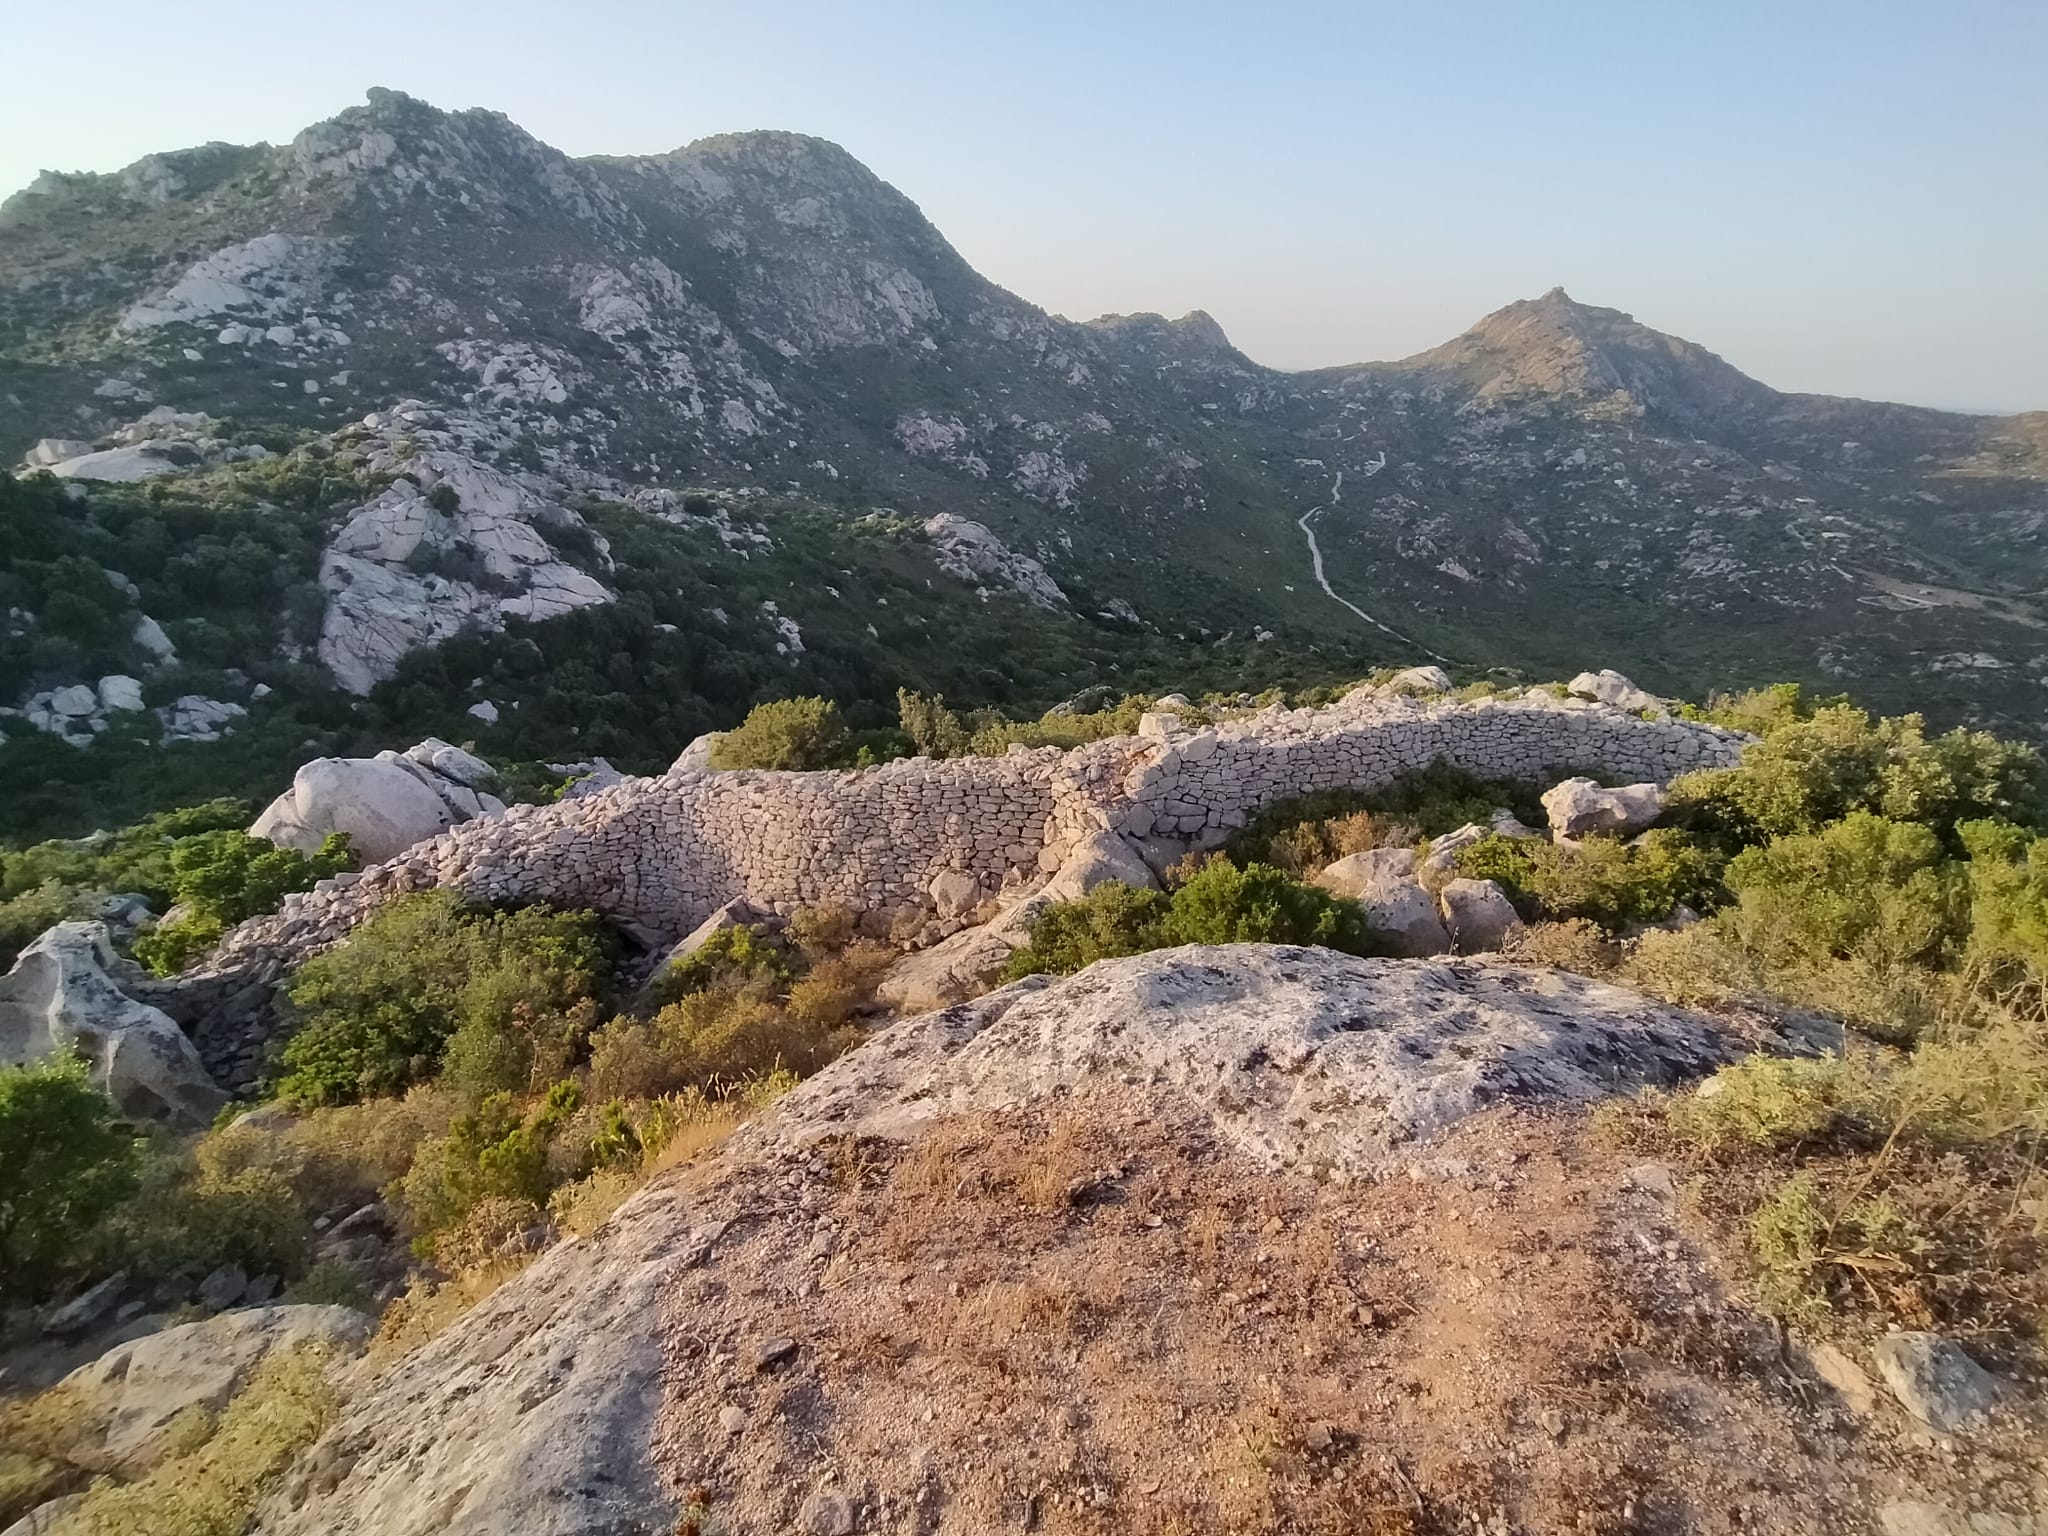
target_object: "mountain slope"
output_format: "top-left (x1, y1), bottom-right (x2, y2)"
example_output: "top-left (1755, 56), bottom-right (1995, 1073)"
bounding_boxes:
top-left (2, 87), bottom-right (2045, 815)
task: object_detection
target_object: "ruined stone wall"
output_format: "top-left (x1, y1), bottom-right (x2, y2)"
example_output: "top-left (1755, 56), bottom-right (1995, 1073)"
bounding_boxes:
top-left (180, 689), bottom-right (1748, 1087)
top-left (203, 690), bottom-right (1745, 975)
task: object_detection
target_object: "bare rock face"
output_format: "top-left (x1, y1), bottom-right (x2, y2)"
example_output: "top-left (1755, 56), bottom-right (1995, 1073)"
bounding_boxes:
top-left (776, 945), bottom-right (1775, 1163)
top-left (316, 438), bottom-right (612, 695)
top-left (0, 922), bottom-right (225, 1125)
top-left (1541, 777), bottom-right (1665, 841)
top-left (61, 1305), bottom-right (373, 1474)
top-left (255, 1183), bottom-right (693, 1536)
top-left (922, 513), bottom-right (1067, 609)
top-left (250, 739), bottom-right (506, 862)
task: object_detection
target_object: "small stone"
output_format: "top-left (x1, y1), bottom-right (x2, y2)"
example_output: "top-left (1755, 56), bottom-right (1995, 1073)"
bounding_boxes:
top-left (801, 1489), bottom-right (858, 1535)
top-left (43, 1271), bottom-right (127, 1337)
top-left (1873, 1332), bottom-right (2000, 1432)
top-left (1302, 1421), bottom-right (1334, 1452)
top-left (754, 1336), bottom-right (799, 1372)
top-left (718, 1404), bottom-right (747, 1436)
top-left (1807, 1342), bottom-right (1878, 1417)
top-left (197, 1262), bottom-right (249, 1311)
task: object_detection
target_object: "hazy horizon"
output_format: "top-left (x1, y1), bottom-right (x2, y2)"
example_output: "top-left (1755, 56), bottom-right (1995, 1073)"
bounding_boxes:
top-left (5, 0), bottom-right (2043, 414)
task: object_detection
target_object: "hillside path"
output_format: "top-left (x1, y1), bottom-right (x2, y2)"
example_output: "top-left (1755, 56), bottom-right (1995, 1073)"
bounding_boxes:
top-left (1296, 451), bottom-right (1450, 661)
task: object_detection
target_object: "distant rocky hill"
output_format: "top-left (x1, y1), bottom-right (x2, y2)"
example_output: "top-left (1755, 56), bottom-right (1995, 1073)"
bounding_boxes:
top-left (2, 88), bottom-right (2045, 837)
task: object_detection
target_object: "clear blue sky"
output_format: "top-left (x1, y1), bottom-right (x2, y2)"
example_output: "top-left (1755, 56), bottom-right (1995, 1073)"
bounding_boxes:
top-left (6, 0), bottom-right (2043, 411)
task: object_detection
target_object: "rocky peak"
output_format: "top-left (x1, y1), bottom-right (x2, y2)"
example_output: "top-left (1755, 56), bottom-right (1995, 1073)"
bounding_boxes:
top-left (1084, 307), bottom-right (1254, 372)
top-left (1390, 287), bottom-right (1781, 430)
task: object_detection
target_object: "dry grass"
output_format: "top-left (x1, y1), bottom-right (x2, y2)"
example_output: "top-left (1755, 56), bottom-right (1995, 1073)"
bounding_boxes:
top-left (41, 1346), bottom-right (336, 1536)
top-left (648, 1096), bottom-right (2002, 1536)
top-left (366, 1255), bottom-right (538, 1368)
top-left (0, 1382), bottom-right (96, 1528)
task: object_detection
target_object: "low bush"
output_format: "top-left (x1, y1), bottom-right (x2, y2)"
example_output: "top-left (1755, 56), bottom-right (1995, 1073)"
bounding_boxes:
top-left (275, 893), bottom-right (611, 1107)
top-left (0, 1060), bottom-right (139, 1305)
top-left (709, 696), bottom-right (851, 770)
top-left (1668, 703), bottom-right (2043, 850)
top-left (1664, 1057), bottom-right (1854, 1153)
top-left (1453, 828), bottom-right (1722, 930)
top-left (394, 1081), bottom-right (584, 1253)
top-left (53, 1344), bottom-right (337, 1536)
top-left (643, 923), bottom-right (793, 1011)
top-left (1003, 859), bottom-right (1376, 979)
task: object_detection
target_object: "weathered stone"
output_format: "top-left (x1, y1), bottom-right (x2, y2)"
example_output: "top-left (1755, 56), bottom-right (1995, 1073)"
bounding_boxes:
top-left (1542, 777), bottom-right (1664, 841)
top-left (1438, 878), bottom-right (1522, 953)
top-left (0, 923), bottom-right (225, 1125)
top-left (59, 1304), bottom-right (372, 1473)
top-left (1873, 1332), bottom-right (2001, 1432)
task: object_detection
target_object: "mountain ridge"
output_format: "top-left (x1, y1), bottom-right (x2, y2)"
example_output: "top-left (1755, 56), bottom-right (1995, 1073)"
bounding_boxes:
top-left (4, 85), bottom-right (2047, 791)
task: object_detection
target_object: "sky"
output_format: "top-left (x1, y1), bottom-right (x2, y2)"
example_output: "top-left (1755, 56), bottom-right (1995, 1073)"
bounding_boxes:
top-left (4, 0), bottom-right (2043, 412)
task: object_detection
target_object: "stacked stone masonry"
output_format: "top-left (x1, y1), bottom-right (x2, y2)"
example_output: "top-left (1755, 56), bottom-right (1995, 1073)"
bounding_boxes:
top-left (196, 690), bottom-right (1745, 1005)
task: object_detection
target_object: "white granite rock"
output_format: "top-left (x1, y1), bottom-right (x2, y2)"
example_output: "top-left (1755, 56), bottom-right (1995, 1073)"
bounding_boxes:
top-left (0, 922), bottom-right (226, 1125)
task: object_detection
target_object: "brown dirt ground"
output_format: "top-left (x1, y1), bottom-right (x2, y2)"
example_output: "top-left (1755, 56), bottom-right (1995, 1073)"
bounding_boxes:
top-left (650, 1091), bottom-right (2045, 1535)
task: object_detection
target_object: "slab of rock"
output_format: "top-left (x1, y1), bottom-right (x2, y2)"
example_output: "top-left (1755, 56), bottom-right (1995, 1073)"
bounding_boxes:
top-left (1541, 777), bottom-right (1665, 841)
top-left (768, 945), bottom-right (1766, 1166)
top-left (45, 443), bottom-right (198, 482)
top-left (1046, 829), bottom-right (1158, 903)
top-left (670, 733), bottom-right (719, 773)
top-left (1567, 668), bottom-right (1668, 718)
top-left (1439, 878), bottom-right (1522, 953)
top-left (1873, 1332), bottom-right (2001, 1432)
top-left (43, 1272), bottom-right (128, 1338)
top-left (0, 922), bottom-right (225, 1125)
top-left (1315, 849), bottom-right (1449, 957)
top-left (62, 1304), bottom-right (372, 1473)
top-left (253, 1184), bottom-right (691, 1536)
top-left (1386, 665), bottom-right (1453, 694)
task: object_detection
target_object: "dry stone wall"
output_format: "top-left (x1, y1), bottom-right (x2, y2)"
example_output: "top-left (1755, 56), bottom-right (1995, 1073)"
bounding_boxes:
top-left (198, 690), bottom-right (1744, 1001)
top-left (175, 689), bottom-right (1749, 1084)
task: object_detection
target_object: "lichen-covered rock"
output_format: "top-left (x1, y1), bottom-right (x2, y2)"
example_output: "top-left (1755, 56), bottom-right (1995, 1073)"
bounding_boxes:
top-left (1439, 877), bottom-right (1522, 953)
top-left (1873, 1332), bottom-right (2002, 1433)
top-left (0, 922), bottom-right (224, 1125)
top-left (1541, 777), bottom-right (1665, 841)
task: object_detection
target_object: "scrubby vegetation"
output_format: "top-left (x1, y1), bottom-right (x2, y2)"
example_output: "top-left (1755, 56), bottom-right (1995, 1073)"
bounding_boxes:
top-left (1004, 858), bottom-right (1378, 979)
top-left (0, 1060), bottom-right (138, 1306)
top-left (0, 798), bottom-right (353, 971)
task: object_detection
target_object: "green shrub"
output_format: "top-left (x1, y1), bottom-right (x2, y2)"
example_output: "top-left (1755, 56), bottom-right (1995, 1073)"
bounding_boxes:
top-left (1226, 763), bottom-right (1547, 872)
top-left (275, 894), bottom-right (611, 1107)
top-left (395, 1081), bottom-right (584, 1249)
top-left (1665, 1057), bottom-right (1853, 1153)
top-left (1670, 704), bottom-right (2043, 848)
top-left (1717, 811), bottom-right (1961, 1039)
top-left (1003, 860), bottom-right (1376, 979)
top-left (1453, 828), bottom-right (1722, 930)
top-left (101, 1149), bottom-right (312, 1289)
top-left (709, 696), bottom-right (852, 770)
top-left (0, 1060), bottom-right (139, 1304)
top-left (133, 830), bottom-right (354, 975)
top-left (643, 923), bottom-right (793, 1010)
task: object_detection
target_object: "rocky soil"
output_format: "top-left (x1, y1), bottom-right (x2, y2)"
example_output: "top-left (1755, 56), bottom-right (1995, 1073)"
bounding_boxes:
top-left (226, 946), bottom-right (2043, 1536)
